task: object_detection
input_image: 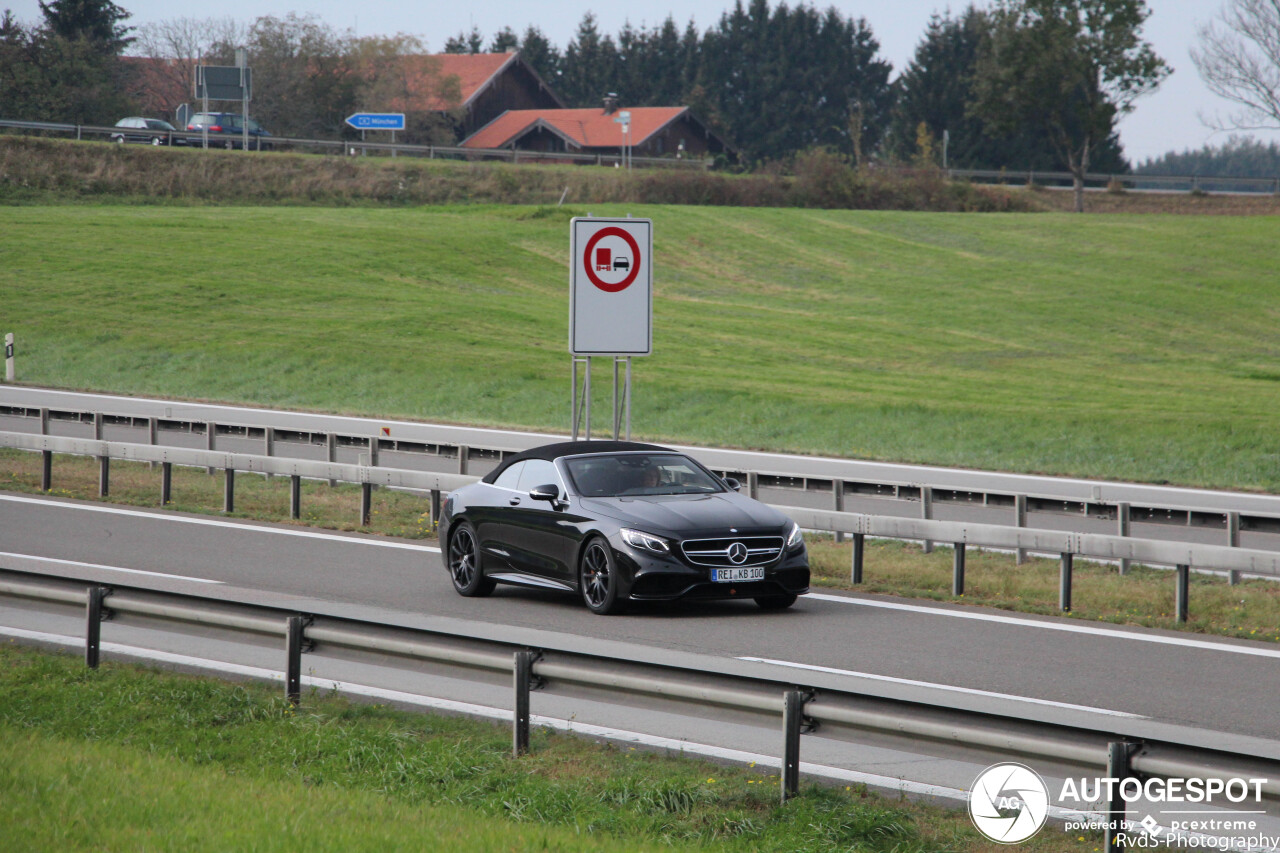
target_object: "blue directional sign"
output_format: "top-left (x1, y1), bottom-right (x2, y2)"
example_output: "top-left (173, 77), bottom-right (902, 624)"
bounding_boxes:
top-left (345, 113), bottom-right (406, 131)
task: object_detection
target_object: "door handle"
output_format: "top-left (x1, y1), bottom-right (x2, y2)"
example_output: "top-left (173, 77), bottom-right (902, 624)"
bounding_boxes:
top-left (509, 497), bottom-right (521, 505)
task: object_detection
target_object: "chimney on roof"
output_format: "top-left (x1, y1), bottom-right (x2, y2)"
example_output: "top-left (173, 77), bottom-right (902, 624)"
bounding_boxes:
top-left (602, 93), bottom-right (619, 114)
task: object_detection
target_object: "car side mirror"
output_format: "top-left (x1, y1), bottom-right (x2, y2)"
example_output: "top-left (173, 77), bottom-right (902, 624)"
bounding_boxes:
top-left (529, 484), bottom-right (561, 503)
top-left (724, 477), bottom-right (742, 492)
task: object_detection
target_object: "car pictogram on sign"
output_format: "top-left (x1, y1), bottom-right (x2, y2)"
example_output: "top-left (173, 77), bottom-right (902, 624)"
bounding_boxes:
top-left (613, 256), bottom-right (629, 271)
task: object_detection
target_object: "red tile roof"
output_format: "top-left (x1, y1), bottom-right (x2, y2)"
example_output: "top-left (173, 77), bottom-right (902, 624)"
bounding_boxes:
top-left (411, 52), bottom-right (517, 111)
top-left (463, 107), bottom-right (689, 150)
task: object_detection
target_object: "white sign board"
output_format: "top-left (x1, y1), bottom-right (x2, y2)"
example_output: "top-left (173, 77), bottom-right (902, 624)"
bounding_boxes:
top-left (569, 217), bottom-right (652, 356)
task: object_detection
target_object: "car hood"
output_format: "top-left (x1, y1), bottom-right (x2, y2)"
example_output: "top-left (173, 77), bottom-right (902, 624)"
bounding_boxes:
top-left (579, 492), bottom-right (789, 536)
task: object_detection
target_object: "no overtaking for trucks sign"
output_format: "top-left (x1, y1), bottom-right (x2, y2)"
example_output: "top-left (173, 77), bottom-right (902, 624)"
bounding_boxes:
top-left (570, 217), bottom-right (652, 356)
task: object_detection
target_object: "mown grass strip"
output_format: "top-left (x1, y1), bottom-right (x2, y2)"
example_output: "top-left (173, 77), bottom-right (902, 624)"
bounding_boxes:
top-left (1, 641), bottom-right (1103, 853)
top-left (2, 203), bottom-right (1279, 491)
top-left (5, 448), bottom-right (1278, 644)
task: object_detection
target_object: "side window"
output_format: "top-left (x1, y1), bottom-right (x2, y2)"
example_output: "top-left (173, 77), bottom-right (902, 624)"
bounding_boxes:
top-left (491, 461), bottom-right (525, 490)
top-left (517, 459), bottom-right (559, 493)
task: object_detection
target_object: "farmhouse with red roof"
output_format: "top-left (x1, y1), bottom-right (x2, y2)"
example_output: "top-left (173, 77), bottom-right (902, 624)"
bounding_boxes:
top-left (461, 97), bottom-right (734, 160)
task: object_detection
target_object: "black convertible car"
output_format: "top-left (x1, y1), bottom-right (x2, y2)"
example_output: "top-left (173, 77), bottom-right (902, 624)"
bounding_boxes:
top-left (439, 441), bottom-right (809, 614)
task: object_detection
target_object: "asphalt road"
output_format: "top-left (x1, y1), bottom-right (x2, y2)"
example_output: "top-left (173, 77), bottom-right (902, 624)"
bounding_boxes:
top-left (4, 490), bottom-right (1279, 744)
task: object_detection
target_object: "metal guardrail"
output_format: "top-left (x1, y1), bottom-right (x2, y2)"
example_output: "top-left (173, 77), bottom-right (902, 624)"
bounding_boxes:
top-left (1, 564), bottom-right (1276, 840)
top-left (3, 427), bottom-right (1275, 621)
top-left (0, 118), bottom-right (711, 169)
top-left (949, 167), bottom-right (1280, 195)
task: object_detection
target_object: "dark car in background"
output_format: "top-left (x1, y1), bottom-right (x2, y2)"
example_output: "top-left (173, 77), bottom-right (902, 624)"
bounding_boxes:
top-left (439, 441), bottom-right (810, 615)
top-left (111, 117), bottom-right (184, 146)
top-left (186, 112), bottom-right (273, 150)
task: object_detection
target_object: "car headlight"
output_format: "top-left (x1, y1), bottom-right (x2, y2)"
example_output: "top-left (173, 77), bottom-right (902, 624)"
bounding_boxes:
top-left (621, 528), bottom-right (671, 554)
top-left (785, 521), bottom-right (804, 550)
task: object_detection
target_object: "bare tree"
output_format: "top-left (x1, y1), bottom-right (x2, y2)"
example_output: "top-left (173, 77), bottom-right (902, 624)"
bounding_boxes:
top-left (128, 17), bottom-right (245, 117)
top-left (1192, 0), bottom-right (1280, 131)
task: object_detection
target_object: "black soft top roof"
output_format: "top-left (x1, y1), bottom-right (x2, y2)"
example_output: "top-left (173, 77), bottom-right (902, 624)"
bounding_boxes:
top-left (482, 440), bottom-right (672, 484)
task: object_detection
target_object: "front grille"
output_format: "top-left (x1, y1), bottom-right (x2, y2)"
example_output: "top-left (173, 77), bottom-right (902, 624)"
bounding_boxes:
top-left (680, 536), bottom-right (784, 567)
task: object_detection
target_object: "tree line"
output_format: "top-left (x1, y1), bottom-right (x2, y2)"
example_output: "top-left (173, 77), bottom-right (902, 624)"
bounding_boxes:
top-left (4, 0), bottom-right (1187, 199)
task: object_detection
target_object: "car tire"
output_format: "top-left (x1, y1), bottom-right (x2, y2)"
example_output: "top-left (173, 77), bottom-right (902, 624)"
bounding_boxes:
top-left (114, 137), bottom-right (125, 144)
top-left (579, 537), bottom-right (626, 615)
top-left (225, 140), bottom-right (234, 150)
top-left (447, 522), bottom-right (495, 597)
top-left (151, 137), bottom-right (162, 146)
top-left (754, 593), bottom-right (798, 611)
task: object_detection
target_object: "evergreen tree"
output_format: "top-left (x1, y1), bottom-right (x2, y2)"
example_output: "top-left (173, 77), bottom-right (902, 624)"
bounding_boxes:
top-left (488, 26), bottom-right (517, 54)
top-left (443, 25), bottom-right (483, 54)
top-left (517, 25), bottom-right (560, 85)
top-left (39, 0), bottom-right (132, 53)
top-left (560, 12), bottom-right (619, 107)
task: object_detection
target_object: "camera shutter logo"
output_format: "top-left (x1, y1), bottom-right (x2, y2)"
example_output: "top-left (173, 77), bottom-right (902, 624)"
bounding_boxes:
top-left (968, 763), bottom-right (1050, 843)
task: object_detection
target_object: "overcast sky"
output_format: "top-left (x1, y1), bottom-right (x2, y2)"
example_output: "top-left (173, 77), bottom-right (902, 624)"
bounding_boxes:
top-left (8, 0), bottom-right (1278, 162)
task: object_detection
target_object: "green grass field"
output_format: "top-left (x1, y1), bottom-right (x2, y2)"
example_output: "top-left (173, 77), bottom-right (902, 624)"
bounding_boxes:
top-left (0, 642), bottom-right (1101, 853)
top-left (2, 204), bottom-right (1278, 491)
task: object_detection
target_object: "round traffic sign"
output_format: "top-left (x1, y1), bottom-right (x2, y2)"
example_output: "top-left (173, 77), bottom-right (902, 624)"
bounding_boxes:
top-left (582, 226), bottom-right (641, 293)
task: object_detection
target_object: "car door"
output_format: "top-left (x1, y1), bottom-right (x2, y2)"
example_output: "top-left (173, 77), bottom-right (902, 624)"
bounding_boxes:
top-left (502, 458), bottom-right (578, 584)
top-left (469, 461), bottom-right (523, 573)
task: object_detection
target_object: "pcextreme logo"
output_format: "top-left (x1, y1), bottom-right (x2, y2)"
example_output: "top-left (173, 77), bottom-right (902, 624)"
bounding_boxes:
top-left (969, 763), bottom-right (1051, 844)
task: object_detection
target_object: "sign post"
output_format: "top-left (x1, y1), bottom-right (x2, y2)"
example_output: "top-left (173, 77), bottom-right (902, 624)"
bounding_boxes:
top-left (194, 63), bottom-right (253, 151)
top-left (345, 113), bottom-right (406, 157)
top-left (570, 216), bottom-right (652, 440)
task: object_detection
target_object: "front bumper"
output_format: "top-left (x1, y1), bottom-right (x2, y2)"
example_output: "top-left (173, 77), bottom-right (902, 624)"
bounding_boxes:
top-left (614, 537), bottom-right (810, 602)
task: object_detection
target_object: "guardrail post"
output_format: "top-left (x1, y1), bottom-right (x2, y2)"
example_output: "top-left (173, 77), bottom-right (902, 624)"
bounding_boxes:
top-left (1117, 502), bottom-right (1131, 575)
top-left (360, 483), bottom-right (372, 526)
top-left (161, 461), bottom-right (172, 505)
top-left (95, 412), bottom-right (109, 496)
top-left (513, 650), bottom-right (534, 757)
top-left (41, 449), bottom-right (52, 491)
top-left (832, 480), bottom-right (845, 543)
top-left (40, 406), bottom-right (48, 435)
top-left (430, 489), bottom-right (441, 527)
top-left (85, 586), bottom-right (111, 669)
top-left (1175, 564), bottom-right (1189, 622)
top-left (1105, 742), bottom-right (1138, 852)
top-left (290, 475), bottom-right (301, 519)
top-left (223, 468), bottom-right (235, 513)
top-left (264, 428), bottom-right (274, 479)
top-left (326, 433), bottom-right (337, 487)
top-left (285, 615), bottom-right (305, 705)
top-left (1227, 512), bottom-right (1240, 585)
top-left (747, 471), bottom-right (759, 500)
top-left (952, 543), bottom-right (965, 596)
top-left (205, 421), bottom-right (216, 475)
top-left (1059, 553), bottom-right (1073, 611)
top-left (920, 486), bottom-right (933, 553)
top-left (850, 533), bottom-right (864, 584)
top-left (782, 690), bottom-right (804, 802)
top-left (148, 417), bottom-right (157, 469)
top-left (1015, 495), bottom-right (1028, 564)
top-left (457, 444), bottom-right (469, 475)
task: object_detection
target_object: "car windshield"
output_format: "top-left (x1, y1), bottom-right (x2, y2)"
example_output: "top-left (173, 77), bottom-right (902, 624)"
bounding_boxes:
top-left (564, 453), bottom-right (724, 497)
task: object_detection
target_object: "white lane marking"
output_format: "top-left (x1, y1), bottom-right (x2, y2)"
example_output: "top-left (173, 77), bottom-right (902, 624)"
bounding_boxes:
top-left (0, 624), bottom-right (1110, 827)
top-left (739, 656), bottom-right (1145, 719)
top-left (807, 592), bottom-right (1280, 659)
top-left (0, 494), bottom-right (441, 553)
top-left (0, 551), bottom-right (223, 584)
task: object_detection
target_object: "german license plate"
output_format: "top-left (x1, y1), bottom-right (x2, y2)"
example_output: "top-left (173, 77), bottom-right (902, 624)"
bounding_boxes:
top-left (712, 566), bottom-right (765, 582)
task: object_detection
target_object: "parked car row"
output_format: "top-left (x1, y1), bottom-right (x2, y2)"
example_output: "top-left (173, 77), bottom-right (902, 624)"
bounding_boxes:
top-left (110, 113), bottom-right (273, 151)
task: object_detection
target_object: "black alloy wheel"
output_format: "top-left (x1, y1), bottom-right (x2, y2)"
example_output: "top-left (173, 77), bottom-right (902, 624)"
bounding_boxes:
top-left (579, 538), bottom-right (624, 615)
top-left (754, 593), bottom-right (798, 611)
top-left (448, 522), bottom-right (495, 597)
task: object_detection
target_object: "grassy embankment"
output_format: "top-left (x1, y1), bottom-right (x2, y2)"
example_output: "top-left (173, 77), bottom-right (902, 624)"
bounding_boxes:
top-left (2, 204), bottom-right (1279, 491)
top-left (3, 450), bottom-right (1279, 644)
top-left (0, 641), bottom-right (1107, 853)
